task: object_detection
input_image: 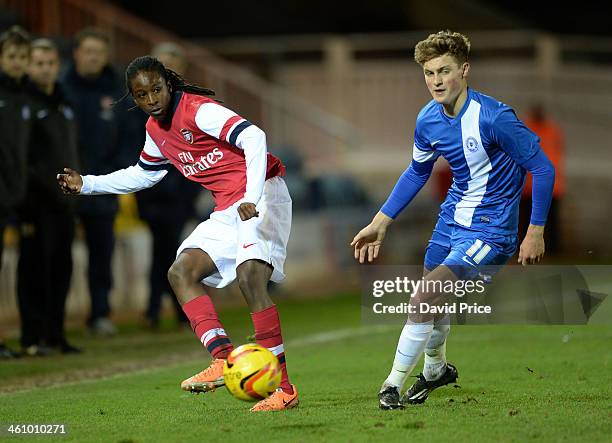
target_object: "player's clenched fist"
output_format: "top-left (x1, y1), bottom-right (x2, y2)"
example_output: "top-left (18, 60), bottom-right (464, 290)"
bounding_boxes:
top-left (56, 167), bottom-right (83, 194)
top-left (237, 202), bottom-right (259, 221)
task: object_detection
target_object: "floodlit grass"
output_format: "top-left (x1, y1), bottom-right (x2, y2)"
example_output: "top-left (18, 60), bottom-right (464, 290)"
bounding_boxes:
top-left (1, 294), bottom-right (611, 442)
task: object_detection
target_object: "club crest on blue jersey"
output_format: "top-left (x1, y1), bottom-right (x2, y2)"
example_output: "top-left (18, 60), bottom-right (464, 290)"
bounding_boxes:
top-left (180, 128), bottom-right (194, 144)
top-left (465, 136), bottom-right (479, 152)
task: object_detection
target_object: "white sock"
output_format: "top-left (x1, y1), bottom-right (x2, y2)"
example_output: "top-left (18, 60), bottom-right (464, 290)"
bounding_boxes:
top-left (423, 320), bottom-right (450, 381)
top-left (384, 322), bottom-right (433, 389)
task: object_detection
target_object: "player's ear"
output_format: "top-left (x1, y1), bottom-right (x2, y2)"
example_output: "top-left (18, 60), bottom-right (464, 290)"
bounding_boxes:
top-left (461, 62), bottom-right (470, 79)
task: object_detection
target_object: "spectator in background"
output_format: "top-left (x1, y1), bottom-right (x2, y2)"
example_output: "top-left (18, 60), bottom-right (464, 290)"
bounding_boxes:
top-left (152, 42), bottom-right (187, 75)
top-left (17, 38), bottom-right (81, 355)
top-left (0, 26), bottom-right (30, 260)
top-left (60, 28), bottom-right (126, 336)
top-left (520, 103), bottom-right (565, 256)
top-left (0, 25), bottom-right (31, 358)
top-left (136, 42), bottom-right (199, 329)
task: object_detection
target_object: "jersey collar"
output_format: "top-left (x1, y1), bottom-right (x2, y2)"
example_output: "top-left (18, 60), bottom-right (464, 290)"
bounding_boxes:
top-left (160, 90), bottom-right (183, 124)
top-left (438, 87), bottom-right (473, 126)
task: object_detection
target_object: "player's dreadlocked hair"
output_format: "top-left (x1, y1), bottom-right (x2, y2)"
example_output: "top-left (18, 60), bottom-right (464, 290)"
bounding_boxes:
top-left (414, 30), bottom-right (470, 66)
top-left (125, 55), bottom-right (215, 97)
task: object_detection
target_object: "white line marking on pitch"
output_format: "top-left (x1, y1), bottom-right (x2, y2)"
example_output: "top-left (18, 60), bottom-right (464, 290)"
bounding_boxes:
top-left (0, 325), bottom-right (397, 396)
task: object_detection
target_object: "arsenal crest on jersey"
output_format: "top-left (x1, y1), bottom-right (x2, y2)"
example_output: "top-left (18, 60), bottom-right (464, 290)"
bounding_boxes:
top-left (180, 128), bottom-right (194, 144)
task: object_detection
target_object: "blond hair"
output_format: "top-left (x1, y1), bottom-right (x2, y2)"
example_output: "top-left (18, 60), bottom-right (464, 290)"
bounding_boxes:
top-left (414, 30), bottom-right (470, 65)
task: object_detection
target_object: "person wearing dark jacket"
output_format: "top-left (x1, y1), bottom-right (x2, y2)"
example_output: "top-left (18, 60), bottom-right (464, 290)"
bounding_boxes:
top-left (17, 39), bottom-right (81, 354)
top-left (59, 28), bottom-right (130, 336)
top-left (0, 26), bottom-right (31, 260)
top-left (0, 26), bottom-right (32, 358)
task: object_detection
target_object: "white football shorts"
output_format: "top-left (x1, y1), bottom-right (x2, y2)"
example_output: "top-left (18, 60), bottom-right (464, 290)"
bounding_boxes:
top-left (176, 176), bottom-right (292, 288)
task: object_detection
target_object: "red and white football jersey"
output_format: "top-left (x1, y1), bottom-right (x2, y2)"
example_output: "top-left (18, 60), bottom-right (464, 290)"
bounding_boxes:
top-left (139, 92), bottom-right (284, 211)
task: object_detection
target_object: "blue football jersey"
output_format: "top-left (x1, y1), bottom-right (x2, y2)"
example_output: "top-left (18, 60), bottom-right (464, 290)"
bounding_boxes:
top-left (413, 88), bottom-right (540, 235)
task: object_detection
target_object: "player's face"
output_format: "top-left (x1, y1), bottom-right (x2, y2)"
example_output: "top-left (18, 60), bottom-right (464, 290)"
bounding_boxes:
top-left (0, 43), bottom-right (29, 80)
top-left (130, 71), bottom-right (172, 120)
top-left (423, 54), bottom-right (469, 109)
top-left (28, 48), bottom-right (60, 90)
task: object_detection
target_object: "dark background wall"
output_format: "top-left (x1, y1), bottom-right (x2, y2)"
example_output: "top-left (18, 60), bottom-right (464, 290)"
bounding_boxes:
top-left (113, 0), bottom-right (610, 38)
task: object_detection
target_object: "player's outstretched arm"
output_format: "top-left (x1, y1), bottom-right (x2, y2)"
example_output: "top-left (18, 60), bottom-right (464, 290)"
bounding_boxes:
top-left (57, 167), bottom-right (83, 194)
top-left (350, 211), bottom-right (393, 264)
top-left (58, 164), bottom-right (169, 196)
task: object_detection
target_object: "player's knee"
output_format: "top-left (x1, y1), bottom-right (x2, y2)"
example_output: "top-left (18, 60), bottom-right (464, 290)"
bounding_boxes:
top-left (167, 260), bottom-right (190, 292)
top-left (236, 261), bottom-right (266, 298)
top-left (236, 267), bottom-right (254, 296)
top-left (237, 258), bottom-right (256, 275)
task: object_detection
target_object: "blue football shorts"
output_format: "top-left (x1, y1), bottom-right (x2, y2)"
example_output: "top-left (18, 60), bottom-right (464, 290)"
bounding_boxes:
top-left (424, 216), bottom-right (518, 280)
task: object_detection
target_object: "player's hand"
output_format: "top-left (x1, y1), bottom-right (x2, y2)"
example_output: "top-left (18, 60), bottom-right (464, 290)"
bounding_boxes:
top-left (350, 212), bottom-right (393, 264)
top-left (56, 167), bottom-right (83, 194)
top-left (518, 224), bottom-right (545, 265)
top-left (238, 202), bottom-right (259, 221)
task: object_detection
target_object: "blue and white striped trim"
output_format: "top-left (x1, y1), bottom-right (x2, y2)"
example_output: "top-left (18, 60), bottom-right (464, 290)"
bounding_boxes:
top-left (465, 239), bottom-right (492, 264)
top-left (454, 100), bottom-right (492, 227)
top-left (412, 144), bottom-right (440, 163)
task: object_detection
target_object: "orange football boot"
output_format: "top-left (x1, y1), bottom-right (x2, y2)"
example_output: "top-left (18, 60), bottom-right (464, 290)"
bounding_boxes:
top-left (250, 385), bottom-right (299, 412)
top-left (181, 359), bottom-right (225, 393)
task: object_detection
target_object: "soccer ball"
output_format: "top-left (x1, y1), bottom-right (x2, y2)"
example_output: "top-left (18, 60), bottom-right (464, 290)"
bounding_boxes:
top-left (223, 344), bottom-right (281, 402)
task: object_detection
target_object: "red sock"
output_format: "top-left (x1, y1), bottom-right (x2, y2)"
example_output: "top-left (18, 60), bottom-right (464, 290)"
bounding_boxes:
top-left (182, 295), bottom-right (234, 359)
top-left (251, 304), bottom-right (293, 394)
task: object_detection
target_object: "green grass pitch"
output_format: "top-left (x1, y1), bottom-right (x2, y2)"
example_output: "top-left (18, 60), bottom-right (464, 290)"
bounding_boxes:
top-left (1, 294), bottom-right (611, 442)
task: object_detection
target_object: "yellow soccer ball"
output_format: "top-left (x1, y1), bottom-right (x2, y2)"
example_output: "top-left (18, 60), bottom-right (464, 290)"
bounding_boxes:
top-left (223, 344), bottom-right (281, 402)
